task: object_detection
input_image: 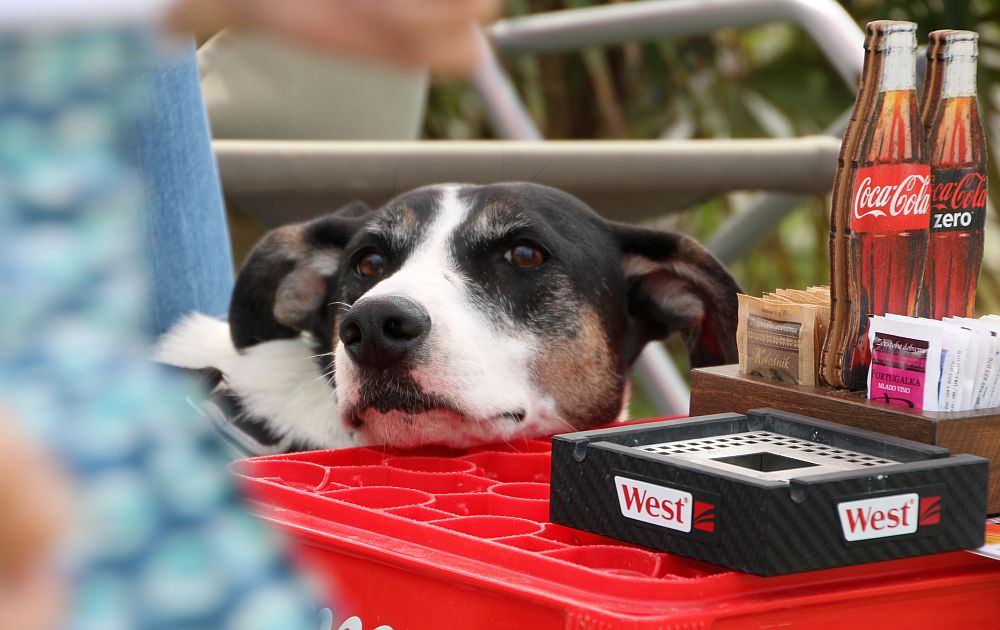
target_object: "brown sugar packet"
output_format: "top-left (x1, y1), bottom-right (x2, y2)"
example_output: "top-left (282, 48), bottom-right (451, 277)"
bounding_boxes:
top-left (763, 292), bottom-right (794, 303)
top-left (777, 288), bottom-right (825, 303)
top-left (777, 289), bottom-right (831, 364)
top-left (737, 294), bottom-right (818, 386)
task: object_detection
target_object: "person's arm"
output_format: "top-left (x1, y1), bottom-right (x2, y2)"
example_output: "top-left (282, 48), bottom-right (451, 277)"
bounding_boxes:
top-left (0, 416), bottom-right (67, 630)
top-left (170, 0), bottom-right (500, 76)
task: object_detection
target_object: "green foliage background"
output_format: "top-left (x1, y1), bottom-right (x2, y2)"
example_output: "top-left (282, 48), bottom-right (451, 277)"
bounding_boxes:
top-left (423, 0), bottom-right (1000, 416)
top-left (425, 0), bottom-right (1000, 300)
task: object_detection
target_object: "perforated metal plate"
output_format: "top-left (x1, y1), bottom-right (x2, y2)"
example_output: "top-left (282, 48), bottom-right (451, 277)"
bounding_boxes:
top-left (640, 431), bottom-right (899, 482)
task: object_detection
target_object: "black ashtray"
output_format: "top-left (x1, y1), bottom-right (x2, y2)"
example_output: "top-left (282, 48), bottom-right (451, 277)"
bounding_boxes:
top-left (549, 408), bottom-right (988, 576)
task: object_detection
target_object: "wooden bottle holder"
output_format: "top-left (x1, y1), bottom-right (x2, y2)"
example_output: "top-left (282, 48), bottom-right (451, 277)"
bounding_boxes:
top-left (690, 364), bottom-right (1000, 514)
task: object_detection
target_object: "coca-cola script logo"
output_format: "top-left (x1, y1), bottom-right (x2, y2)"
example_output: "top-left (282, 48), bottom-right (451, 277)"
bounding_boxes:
top-left (837, 492), bottom-right (942, 542)
top-left (930, 168), bottom-right (988, 233)
top-left (851, 164), bottom-right (931, 234)
top-left (933, 171), bottom-right (987, 211)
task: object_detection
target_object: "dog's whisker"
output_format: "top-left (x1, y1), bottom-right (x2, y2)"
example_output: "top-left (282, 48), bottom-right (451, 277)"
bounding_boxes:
top-left (546, 414), bottom-right (578, 436)
top-left (308, 366), bottom-right (337, 386)
top-left (296, 351), bottom-right (334, 364)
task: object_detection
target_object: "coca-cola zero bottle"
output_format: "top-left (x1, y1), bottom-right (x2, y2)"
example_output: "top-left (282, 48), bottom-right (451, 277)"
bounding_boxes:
top-left (918, 30), bottom-right (987, 319)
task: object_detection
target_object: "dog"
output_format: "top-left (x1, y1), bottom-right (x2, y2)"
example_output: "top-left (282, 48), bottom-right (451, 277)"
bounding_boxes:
top-left (155, 183), bottom-right (740, 454)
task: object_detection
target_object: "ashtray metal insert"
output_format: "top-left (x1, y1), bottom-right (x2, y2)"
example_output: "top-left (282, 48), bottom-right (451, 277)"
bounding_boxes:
top-left (640, 430), bottom-right (897, 482)
top-left (550, 408), bottom-right (988, 576)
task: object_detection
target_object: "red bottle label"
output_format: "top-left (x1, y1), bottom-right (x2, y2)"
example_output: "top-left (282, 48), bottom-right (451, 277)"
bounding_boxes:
top-left (929, 168), bottom-right (987, 233)
top-left (851, 164), bottom-right (931, 233)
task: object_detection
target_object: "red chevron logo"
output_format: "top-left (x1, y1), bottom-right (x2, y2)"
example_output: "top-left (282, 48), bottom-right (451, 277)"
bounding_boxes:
top-left (693, 500), bottom-right (716, 533)
top-left (918, 495), bottom-right (941, 526)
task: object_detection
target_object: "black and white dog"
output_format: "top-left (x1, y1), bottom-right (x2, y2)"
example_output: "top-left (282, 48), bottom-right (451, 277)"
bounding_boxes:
top-left (156, 183), bottom-right (739, 453)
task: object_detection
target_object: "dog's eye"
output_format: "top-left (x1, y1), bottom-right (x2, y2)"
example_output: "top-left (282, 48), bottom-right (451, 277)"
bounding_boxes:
top-left (356, 250), bottom-right (386, 278)
top-left (504, 243), bottom-right (546, 268)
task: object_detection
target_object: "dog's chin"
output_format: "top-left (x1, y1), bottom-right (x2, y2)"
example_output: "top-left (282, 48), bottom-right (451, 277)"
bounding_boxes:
top-left (344, 404), bottom-right (530, 449)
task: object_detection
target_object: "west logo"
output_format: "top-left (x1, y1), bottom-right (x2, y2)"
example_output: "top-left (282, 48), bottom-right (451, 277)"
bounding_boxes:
top-left (837, 493), bottom-right (941, 542)
top-left (615, 476), bottom-right (698, 534)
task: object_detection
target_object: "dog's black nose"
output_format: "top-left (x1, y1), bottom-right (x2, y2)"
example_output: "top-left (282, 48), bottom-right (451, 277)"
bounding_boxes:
top-left (339, 296), bottom-right (430, 369)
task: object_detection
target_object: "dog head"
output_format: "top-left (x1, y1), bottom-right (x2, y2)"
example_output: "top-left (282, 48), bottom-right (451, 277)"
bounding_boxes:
top-left (229, 183), bottom-right (740, 448)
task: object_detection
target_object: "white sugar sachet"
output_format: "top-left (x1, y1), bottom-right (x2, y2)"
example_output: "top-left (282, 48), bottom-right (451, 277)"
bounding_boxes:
top-left (945, 317), bottom-right (1000, 409)
top-left (884, 315), bottom-right (969, 410)
top-left (939, 324), bottom-right (972, 411)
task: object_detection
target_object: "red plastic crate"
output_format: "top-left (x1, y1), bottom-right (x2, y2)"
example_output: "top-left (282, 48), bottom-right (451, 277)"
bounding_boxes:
top-left (234, 435), bottom-right (1000, 629)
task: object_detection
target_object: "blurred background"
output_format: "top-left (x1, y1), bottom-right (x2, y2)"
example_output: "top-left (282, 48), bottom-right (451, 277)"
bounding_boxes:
top-left (213, 0), bottom-right (1000, 416)
top-left (421, 0), bottom-right (998, 299)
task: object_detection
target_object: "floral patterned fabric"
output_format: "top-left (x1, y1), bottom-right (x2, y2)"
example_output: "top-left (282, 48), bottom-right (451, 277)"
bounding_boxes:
top-left (0, 27), bottom-right (316, 629)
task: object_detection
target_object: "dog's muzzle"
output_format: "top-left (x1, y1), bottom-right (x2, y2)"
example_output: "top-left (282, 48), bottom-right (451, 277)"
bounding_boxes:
top-left (339, 296), bottom-right (431, 370)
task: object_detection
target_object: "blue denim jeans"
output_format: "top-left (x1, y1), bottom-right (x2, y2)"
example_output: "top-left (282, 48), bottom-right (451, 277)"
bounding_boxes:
top-left (127, 40), bottom-right (235, 339)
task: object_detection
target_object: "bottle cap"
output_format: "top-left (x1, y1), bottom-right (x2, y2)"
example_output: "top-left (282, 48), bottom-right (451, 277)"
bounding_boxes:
top-left (879, 22), bottom-right (917, 53)
top-left (941, 32), bottom-right (978, 61)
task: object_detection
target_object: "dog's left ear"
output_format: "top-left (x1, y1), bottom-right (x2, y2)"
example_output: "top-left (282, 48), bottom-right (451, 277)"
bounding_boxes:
top-left (229, 201), bottom-right (372, 350)
top-left (612, 221), bottom-right (741, 368)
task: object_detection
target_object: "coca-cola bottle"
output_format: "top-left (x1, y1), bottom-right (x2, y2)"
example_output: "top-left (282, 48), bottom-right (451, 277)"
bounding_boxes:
top-left (841, 21), bottom-right (930, 389)
top-left (821, 23), bottom-right (885, 388)
top-left (918, 31), bottom-right (987, 319)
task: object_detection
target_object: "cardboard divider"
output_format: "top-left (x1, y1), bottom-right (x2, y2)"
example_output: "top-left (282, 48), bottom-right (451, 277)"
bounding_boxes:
top-left (326, 466), bottom-right (497, 495)
top-left (655, 555), bottom-right (734, 579)
top-left (543, 545), bottom-right (662, 578)
top-left (538, 523), bottom-right (628, 547)
top-left (390, 471), bottom-right (496, 495)
top-left (386, 456), bottom-right (478, 474)
top-left (460, 452), bottom-right (551, 483)
top-left (486, 483), bottom-right (550, 521)
top-left (429, 515), bottom-right (545, 539)
top-left (383, 505), bottom-right (454, 522)
top-left (470, 439), bottom-right (552, 454)
top-left (262, 447), bottom-right (390, 467)
top-left (495, 535), bottom-right (570, 553)
top-left (230, 459), bottom-right (331, 491)
top-left (322, 486), bottom-right (435, 510)
top-left (490, 482), bottom-right (550, 501)
top-left (431, 492), bottom-right (547, 521)
top-left (325, 465), bottom-right (391, 487)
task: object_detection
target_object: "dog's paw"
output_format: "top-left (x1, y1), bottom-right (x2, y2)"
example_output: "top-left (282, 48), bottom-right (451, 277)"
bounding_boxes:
top-left (153, 313), bottom-right (237, 371)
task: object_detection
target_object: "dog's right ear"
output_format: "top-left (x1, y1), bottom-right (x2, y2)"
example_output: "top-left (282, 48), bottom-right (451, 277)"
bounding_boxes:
top-left (229, 202), bottom-right (372, 350)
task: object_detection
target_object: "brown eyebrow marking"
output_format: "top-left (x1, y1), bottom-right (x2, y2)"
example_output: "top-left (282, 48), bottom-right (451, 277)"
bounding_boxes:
top-left (365, 204), bottom-right (422, 251)
top-left (465, 202), bottom-right (535, 247)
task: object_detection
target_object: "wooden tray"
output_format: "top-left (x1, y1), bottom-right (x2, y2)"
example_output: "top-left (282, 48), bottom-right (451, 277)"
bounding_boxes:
top-left (690, 364), bottom-right (1000, 514)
